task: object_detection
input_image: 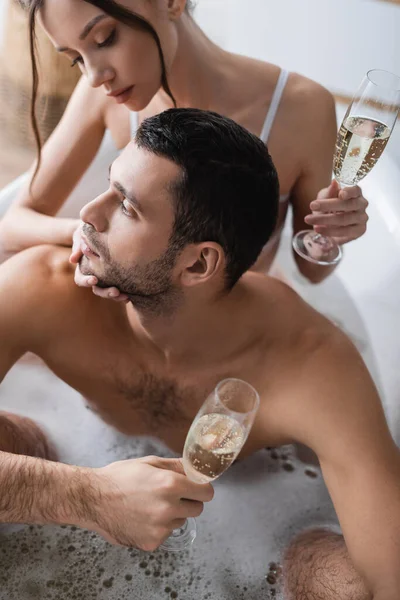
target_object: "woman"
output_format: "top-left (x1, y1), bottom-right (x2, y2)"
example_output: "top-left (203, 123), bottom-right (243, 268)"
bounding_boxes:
top-left (0, 0), bottom-right (368, 300)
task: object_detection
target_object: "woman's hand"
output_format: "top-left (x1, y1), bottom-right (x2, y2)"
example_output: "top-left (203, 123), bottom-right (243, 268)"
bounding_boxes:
top-left (69, 224), bottom-right (129, 303)
top-left (304, 180), bottom-right (369, 245)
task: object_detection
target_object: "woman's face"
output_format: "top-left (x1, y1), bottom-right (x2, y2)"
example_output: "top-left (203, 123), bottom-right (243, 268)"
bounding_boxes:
top-left (39, 0), bottom-right (183, 110)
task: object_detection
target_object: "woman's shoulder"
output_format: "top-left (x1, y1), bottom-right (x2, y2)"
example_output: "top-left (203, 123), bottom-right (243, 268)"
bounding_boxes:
top-left (229, 55), bottom-right (334, 116)
top-left (284, 72), bottom-right (335, 112)
top-left (229, 54), bottom-right (282, 95)
top-left (245, 58), bottom-right (335, 114)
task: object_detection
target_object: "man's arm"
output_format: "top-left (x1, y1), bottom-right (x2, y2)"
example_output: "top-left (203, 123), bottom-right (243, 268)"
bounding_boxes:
top-left (0, 248), bottom-right (213, 546)
top-left (280, 332), bottom-right (400, 599)
top-left (0, 246), bottom-right (89, 525)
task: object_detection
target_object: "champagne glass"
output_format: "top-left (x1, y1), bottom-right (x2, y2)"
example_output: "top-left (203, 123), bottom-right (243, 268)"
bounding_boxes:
top-left (160, 378), bottom-right (260, 552)
top-left (293, 69), bottom-right (400, 265)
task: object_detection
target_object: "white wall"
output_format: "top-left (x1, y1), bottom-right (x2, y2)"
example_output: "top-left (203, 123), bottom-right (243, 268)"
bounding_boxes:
top-left (195, 0), bottom-right (400, 97)
top-left (0, 0), bottom-right (398, 97)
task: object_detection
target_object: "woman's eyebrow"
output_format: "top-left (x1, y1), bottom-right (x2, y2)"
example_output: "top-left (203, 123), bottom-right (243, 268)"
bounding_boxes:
top-left (79, 14), bottom-right (108, 41)
top-left (56, 14), bottom-right (108, 52)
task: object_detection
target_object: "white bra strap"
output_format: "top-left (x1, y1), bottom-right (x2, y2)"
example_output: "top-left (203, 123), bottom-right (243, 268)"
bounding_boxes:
top-left (130, 111), bottom-right (139, 139)
top-left (260, 69), bottom-right (290, 143)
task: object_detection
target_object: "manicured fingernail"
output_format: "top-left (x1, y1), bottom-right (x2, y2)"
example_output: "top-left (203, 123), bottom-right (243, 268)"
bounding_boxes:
top-left (310, 202), bottom-right (320, 210)
top-left (109, 291), bottom-right (118, 298)
top-left (304, 216), bottom-right (312, 223)
top-left (88, 277), bottom-right (97, 286)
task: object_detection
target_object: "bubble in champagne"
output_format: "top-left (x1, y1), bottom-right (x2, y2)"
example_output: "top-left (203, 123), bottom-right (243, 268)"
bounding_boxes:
top-left (333, 116), bottom-right (390, 185)
top-left (183, 414), bottom-right (245, 483)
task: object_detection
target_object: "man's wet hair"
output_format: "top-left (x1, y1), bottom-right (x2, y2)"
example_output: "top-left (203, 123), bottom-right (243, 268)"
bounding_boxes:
top-left (136, 108), bottom-right (280, 288)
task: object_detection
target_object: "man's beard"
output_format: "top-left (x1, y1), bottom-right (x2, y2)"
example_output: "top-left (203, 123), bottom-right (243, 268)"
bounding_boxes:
top-left (79, 228), bottom-right (182, 317)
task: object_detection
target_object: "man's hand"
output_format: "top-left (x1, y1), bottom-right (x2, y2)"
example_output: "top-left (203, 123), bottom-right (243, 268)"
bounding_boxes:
top-left (86, 456), bottom-right (214, 550)
top-left (69, 224), bottom-right (128, 303)
top-left (304, 180), bottom-right (369, 245)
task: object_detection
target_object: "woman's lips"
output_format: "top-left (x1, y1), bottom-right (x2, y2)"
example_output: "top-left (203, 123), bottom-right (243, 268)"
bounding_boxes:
top-left (80, 238), bottom-right (99, 258)
top-left (112, 85), bottom-right (134, 104)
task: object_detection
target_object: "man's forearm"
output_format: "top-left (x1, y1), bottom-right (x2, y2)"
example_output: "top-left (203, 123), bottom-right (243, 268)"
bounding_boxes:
top-left (0, 451), bottom-right (98, 527)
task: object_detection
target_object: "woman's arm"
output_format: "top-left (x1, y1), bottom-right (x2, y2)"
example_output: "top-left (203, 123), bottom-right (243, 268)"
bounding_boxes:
top-left (0, 77), bottom-right (107, 254)
top-left (290, 81), bottom-right (338, 282)
top-left (290, 81), bottom-right (369, 284)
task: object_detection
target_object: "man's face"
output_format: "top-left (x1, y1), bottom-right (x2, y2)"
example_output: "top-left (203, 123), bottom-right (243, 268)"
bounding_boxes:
top-left (79, 142), bottom-right (183, 314)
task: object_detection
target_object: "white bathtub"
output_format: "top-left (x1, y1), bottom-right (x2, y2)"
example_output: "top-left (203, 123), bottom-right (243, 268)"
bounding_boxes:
top-left (0, 106), bottom-right (399, 599)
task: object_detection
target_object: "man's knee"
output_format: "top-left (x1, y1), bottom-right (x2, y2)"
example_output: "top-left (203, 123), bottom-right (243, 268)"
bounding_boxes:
top-left (283, 528), bottom-right (371, 600)
top-left (0, 412), bottom-right (57, 461)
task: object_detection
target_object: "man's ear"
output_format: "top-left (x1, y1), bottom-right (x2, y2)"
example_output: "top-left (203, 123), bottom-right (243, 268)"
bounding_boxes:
top-left (167, 0), bottom-right (187, 20)
top-left (180, 243), bottom-right (224, 287)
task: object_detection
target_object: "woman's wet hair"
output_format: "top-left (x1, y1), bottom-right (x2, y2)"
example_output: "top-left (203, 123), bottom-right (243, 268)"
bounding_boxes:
top-left (19, 0), bottom-right (191, 183)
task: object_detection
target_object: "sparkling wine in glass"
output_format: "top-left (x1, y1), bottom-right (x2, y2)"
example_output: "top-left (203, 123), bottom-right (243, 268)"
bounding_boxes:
top-left (160, 378), bottom-right (260, 552)
top-left (293, 69), bottom-right (400, 265)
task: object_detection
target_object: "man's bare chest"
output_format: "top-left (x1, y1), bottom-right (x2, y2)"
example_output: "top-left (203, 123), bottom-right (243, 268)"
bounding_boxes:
top-left (39, 297), bottom-right (297, 454)
top-left (44, 339), bottom-right (231, 449)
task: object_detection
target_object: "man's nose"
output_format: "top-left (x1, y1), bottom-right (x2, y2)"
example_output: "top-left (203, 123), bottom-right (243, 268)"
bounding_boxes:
top-left (80, 194), bottom-right (109, 232)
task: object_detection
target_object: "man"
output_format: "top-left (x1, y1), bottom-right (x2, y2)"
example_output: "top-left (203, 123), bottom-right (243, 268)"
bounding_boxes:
top-left (0, 109), bottom-right (399, 600)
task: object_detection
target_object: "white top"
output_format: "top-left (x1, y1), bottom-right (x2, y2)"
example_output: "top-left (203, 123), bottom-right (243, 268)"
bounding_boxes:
top-left (260, 69), bottom-right (290, 145)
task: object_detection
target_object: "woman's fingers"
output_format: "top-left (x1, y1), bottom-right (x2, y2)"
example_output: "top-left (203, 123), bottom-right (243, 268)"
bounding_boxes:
top-left (69, 223), bottom-right (84, 264)
top-left (92, 286), bottom-right (129, 302)
top-left (305, 182), bottom-right (369, 245)
top-left (315, 223), bottom-right (367, 240)
top-left (310, 191), bottom-right (367, 214)
top-left (305, 211), bottom-right (368, 227)
top-left (74, 265), bottom-right (98, 288)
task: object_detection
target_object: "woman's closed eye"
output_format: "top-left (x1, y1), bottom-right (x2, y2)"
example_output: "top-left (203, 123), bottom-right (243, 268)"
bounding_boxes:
top-left (97, 29), bottom-right (117, 49)
top-left (70, 30), bottom-right (117, 67)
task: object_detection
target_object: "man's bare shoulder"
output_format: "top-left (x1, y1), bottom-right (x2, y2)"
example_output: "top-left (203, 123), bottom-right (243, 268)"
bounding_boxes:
top-left (249, 273), bottom-right (334, 342)
top-left (0, 246), bottom-right (88, 374)
top-left (1, 244), bottom-right (72, 283)
top-left (254, 276), bottom-right (382, 453)
top-left (0, 245), bottom-right (84, 320)
top-left (252, 272), bottom-right (368, 374)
